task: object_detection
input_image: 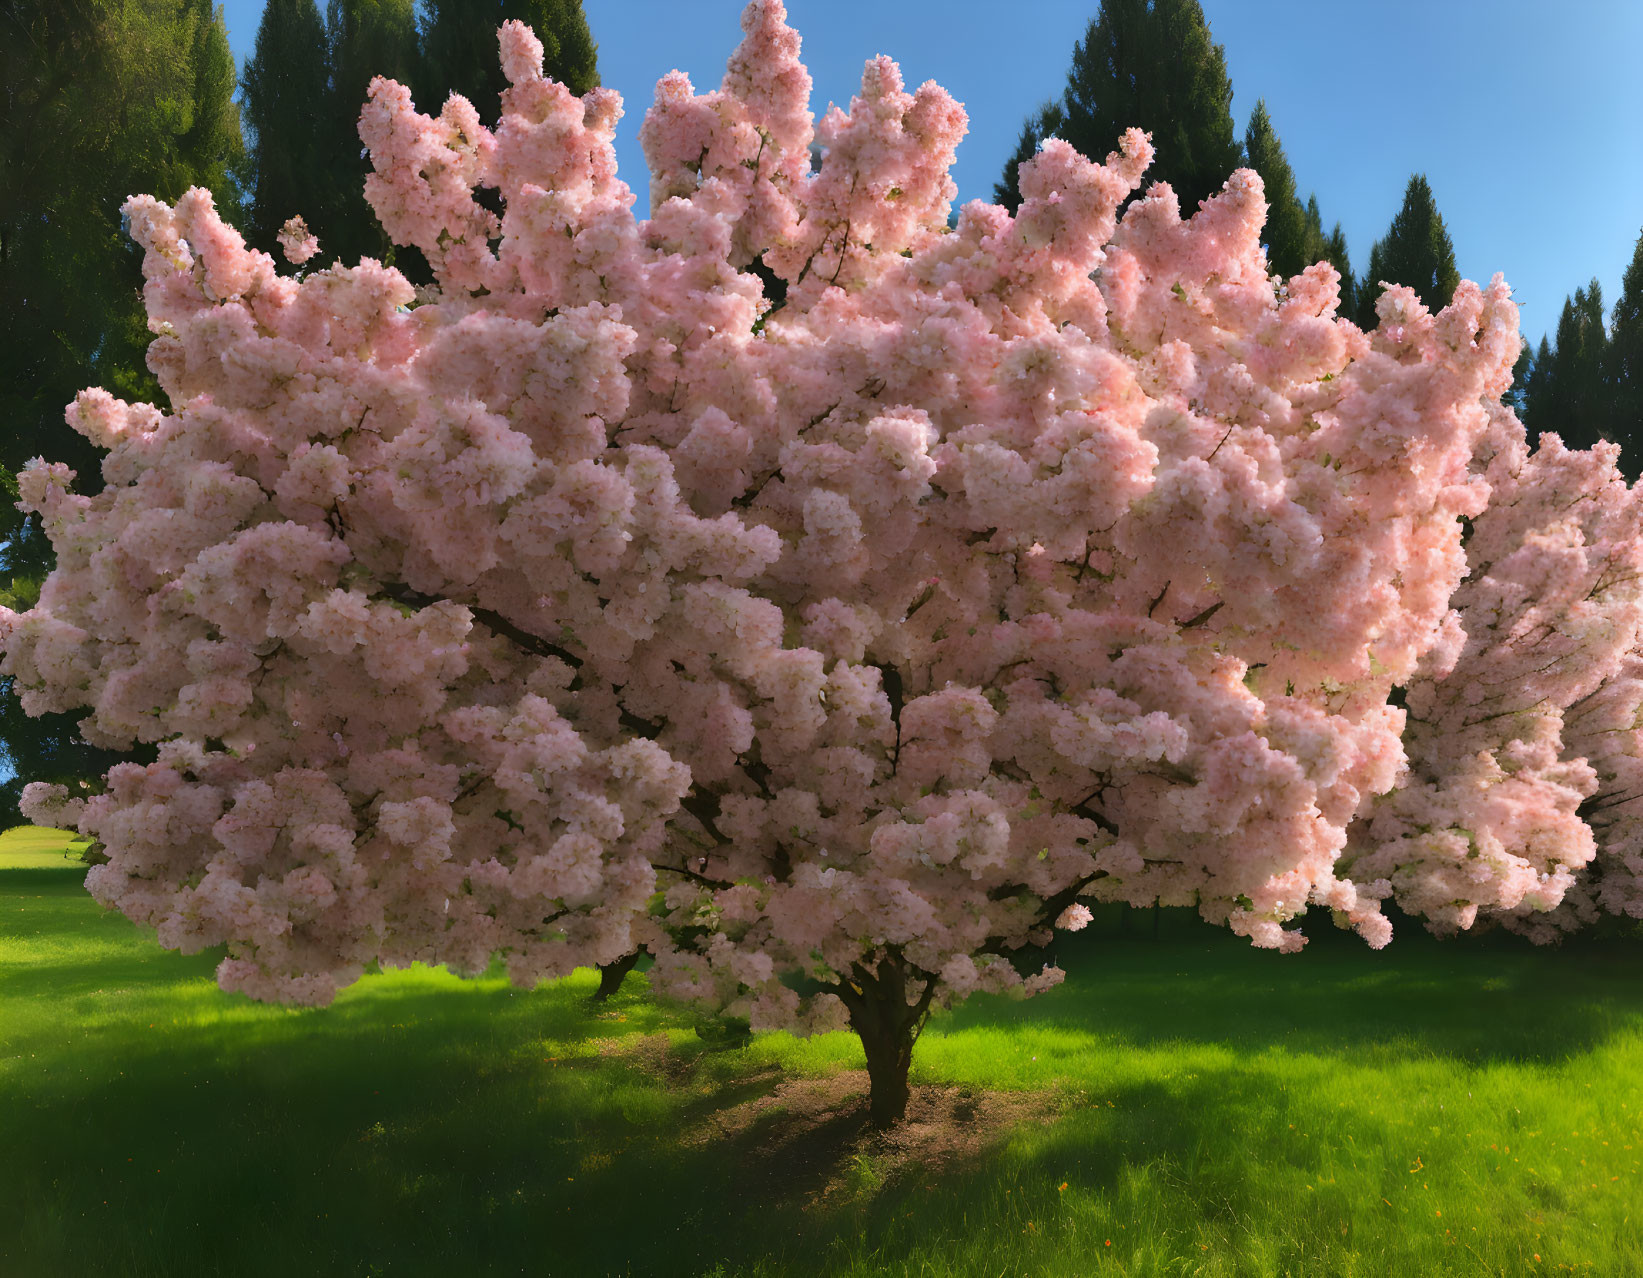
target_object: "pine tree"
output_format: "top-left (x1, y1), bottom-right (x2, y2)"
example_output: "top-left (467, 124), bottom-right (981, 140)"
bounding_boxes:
top-left (1524, 284), bottom-right (1610, 453)
top-left (1354, 173), bottom-right (1459, 328)
top-left (324, 0), bottom-right (419, 266)
top-left (416, 0), bottom-right (597, 116)
top-left (1522, 334), bottom-right (1555, 442)
top-left (1546, 281), bottom-right (1610, 453)
top-left (1241, 100), bottom-right (1310, 282)
top-left (994, 0), bottom-right (1242, 215)
top-left (241, 0), bottom-right (331, 256)
top-left (1602, 226), bottom-right (1643, 477)
top-left (1311, 200), bottom-right (1357, 320)
top-left (242, 0), bottom-right (597, 266)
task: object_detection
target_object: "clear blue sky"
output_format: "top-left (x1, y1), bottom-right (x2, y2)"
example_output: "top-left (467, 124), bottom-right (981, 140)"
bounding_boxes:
top-left (217, 0), bottom-right (1643, 349)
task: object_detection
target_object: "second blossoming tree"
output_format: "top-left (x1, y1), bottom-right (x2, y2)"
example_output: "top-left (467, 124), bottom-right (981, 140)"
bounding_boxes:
top-left (6, 2), bottom-right (1639, 1127)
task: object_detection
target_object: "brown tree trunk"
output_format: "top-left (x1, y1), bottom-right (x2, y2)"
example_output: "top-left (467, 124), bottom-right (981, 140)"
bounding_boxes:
top-left (837, 953), bottom-right (935, 1130)
top-left (590, 949), bottom-right (641, 1002)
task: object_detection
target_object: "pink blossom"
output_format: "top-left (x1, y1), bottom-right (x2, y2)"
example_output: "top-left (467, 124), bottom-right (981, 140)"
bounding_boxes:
top-left (3, 0), bottom-right (1630, 1052)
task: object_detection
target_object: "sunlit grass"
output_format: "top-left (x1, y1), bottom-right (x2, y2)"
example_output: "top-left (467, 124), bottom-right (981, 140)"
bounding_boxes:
top-left (5, 824), bottom-right (1642, 1276)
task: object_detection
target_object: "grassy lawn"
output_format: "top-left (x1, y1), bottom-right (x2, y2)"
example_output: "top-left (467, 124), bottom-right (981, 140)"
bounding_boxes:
top-left (4, 824), bottom-right (1643, 1277)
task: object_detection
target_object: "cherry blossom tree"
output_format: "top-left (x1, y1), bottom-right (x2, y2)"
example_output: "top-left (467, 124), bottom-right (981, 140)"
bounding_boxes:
top-left (5, 1), bottom-right (1639, 1128)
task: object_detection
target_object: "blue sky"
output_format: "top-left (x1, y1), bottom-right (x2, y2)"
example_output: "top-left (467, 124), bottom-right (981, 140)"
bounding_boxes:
top-left (216, 0), bottom-right (1643, 349)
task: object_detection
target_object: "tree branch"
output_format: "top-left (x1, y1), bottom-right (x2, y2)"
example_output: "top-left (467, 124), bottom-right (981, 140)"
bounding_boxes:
top-left (379, 581), bottom-right (583, 671)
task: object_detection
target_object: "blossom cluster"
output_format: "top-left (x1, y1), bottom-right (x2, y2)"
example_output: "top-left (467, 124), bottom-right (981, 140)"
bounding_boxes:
top-left (4, 2), bottom-right (1632, 1022)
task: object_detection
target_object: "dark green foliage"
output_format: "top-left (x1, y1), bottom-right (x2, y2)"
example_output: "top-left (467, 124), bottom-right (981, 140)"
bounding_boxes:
top-left (416, 0), bottom-right (597, 116)
top-left (1313, 203), bottom-right (1358, 321)
top-left (1242, 100), bottom-right (1310, 282)
top-left (1527, 280), bottom-right (1611, 455)
top-left (1241, 102), bottom-right (1356, 314)
top-left (0, 0), bottom-right (244, 528)
top-left (1601, 226), bottom-right (1643, 474)
top-left (242, 0), bottom-right (417, 267)
top-left (994, 0), bottom-right (1243, 215)
top-left (1353, 173), bottom-right (1459, 329)
top-left (1522, 334), bottom-right (1555, 438)
top-left (240, 0), bottom-right (334, 256)
top-left (0, 0), bottom-right (243, 822)
top-left (242, 0), bottom-right (597, 268)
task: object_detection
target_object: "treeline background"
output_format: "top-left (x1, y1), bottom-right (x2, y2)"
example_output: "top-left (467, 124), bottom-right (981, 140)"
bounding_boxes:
top-left (1, 0), bottom-right (1638, 820)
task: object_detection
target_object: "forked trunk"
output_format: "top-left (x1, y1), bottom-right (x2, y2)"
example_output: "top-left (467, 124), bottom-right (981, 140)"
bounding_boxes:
top-left (838, 953), bottom-right (935, 1130)
top-left (590, 949), bottom-right (641, 1002)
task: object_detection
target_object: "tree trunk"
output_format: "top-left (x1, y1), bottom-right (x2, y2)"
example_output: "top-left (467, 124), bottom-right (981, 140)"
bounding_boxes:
top-left (855, 1005), bottom-right (916, 1129)
top-left (590, 949), bottom-right (641, 1002)
top-left (837, 953), bottom-right (935, 1130)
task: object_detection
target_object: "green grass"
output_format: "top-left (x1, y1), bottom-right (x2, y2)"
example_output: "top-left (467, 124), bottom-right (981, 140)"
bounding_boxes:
top-left (5, 824), bottom-right (1643, 1277)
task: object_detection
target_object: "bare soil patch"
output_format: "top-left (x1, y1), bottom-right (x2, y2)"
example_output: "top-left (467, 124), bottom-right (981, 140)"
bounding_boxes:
top-left (684, 1062), bottom-right (1064, 1207)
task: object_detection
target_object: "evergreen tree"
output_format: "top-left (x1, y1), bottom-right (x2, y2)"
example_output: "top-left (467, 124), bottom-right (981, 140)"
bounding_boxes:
top-left (1523, 284), bottom-right (1610, 453)
top-left (324, 0), bottom-right (419, 266)
top-left (242, 0), bottom-right (417, 267)
top-left (1522, 334), bottom-right (1555, 441)
top-left (0, 0), bottom-right (239, 822)
top-left (242, 0), bottom-right (597, 266)
top-left (1353, 173), bottom-right (1459, 328)
top-left (241, 0), bottom-right (331, 255)
top-left (1543, 281), bottom-right (1610, 453)
top-left (994, 0), bottom-right (1242, 215)
top-left (992, 99), bottom-right (1066, 211)
top-left (416, 0), bottom-right (597, 116)
top-left (1242, 99), bottom-right (1310, 282)
top-left (1311, 198), bottom-right (1358, 320)
top-left (1602, 226), bottom-right (1643, 476)
top-left (2, 0), bottom-right (244, 508)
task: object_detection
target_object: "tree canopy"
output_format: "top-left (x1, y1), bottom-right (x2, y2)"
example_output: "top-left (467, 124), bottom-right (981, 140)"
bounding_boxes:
top-left (11, 4), bottom-right (1636, 1132)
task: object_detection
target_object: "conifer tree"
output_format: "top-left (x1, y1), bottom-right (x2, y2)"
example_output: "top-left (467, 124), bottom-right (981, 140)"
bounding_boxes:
top-left (1353, 174), bottom-right (1459, 328)
top-left (1502, 338), bottom-right (1532, 417)
top-left (994, 0), bottom-right (1242, 214)
top-left (241, 0), bottom-right (332, 255)
top-left (1311, 200), bottom-right (1357, 320)
top-left (1602, 226), bottom-right (1643, 475)
top-left (416, 0), bottom-right (597, 114)
top-left (243, 0), bottom-right (596, 265)
top-left (1242, 100), bottom-right (1310, 282)
top-left (1538, 281), bottom-right (1610, 453)
top-left (1522, 334), bottom-right (1555, 442)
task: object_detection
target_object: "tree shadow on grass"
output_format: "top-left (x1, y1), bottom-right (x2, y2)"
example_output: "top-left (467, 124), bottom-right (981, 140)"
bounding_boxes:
top-left (8, 970), bottom-right (843, 1276)
top-left (11, 862), bottom-right (1643, 1276)
top-left (935, 904), bottom-right (1643, 1067)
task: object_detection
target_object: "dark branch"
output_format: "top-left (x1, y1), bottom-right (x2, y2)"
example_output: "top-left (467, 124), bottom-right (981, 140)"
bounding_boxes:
top-left (1179, 601), bottom-right (1223, 630)
top-left (679, 789), bottom-right (728, 845)
top-left (655, 860), bottom-right (733, 891)
top-left (379, 582), bottom-right (583, 670)
top-left (873, 662), bottom-right (905, 775)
